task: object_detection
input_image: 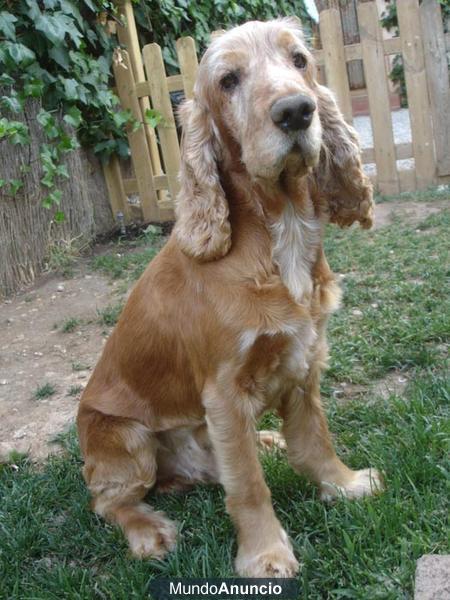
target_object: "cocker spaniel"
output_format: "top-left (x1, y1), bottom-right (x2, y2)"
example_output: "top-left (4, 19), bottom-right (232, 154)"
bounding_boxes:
top-left (78, 19), bottom-right (381, 577)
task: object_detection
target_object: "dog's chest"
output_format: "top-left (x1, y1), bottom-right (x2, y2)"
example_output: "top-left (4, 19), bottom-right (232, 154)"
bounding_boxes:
top-left (270, 201), bottom-right (321, 304)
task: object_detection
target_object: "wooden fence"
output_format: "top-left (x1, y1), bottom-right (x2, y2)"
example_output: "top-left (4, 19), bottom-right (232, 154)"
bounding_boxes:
top-left (106, 0), bottom-right (450, 223)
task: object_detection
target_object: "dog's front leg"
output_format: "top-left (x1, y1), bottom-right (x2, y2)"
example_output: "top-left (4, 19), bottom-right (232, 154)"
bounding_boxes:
top-left (280, 368), bottom-right (383, 500)
top-left (203, 380), bottom-right (299, 578)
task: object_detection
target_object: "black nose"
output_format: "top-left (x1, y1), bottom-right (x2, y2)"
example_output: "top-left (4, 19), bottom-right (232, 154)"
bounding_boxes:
top-left (270, 94), bottom-right (316, 132)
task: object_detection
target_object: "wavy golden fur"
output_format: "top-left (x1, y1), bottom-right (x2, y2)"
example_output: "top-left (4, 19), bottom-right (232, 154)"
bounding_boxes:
top-left (77, 19), bottom-right (381, 577)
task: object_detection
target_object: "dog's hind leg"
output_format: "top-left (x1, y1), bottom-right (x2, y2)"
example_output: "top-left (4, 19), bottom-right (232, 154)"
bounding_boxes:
top-left (77, 407), bottom-right (177, 559)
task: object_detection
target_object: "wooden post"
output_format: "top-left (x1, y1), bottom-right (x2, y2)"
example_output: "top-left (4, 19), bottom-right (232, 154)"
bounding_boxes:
top-left (143, 43), bottom-right (182, 204)
top-left (176, 37), bottom-right (199, 100)
top-left (116, 0), bottom-right (167, 197)
top-left (420, 0), bottom-right (450, 177)
top-left (397, 0), bottom-right (436, 190)
top-left (319, 7), bottom-right (353, 123)
top-left (113, 49), bottom-right (159, 222)
top-left (357, 1), bottom-right (399, 194)
top-left (102, 156), bottom-right (131, 221)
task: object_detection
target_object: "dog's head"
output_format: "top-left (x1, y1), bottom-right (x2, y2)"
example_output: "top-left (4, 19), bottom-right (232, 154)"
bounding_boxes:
top-left (174, 19), bottom-right (373, 262)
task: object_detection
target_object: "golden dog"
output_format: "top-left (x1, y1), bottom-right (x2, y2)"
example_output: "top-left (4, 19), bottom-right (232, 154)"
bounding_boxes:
top-left (78, 19), bottom-right (382, 577)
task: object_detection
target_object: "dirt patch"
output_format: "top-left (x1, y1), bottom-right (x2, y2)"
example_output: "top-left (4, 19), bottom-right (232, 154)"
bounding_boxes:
top-left (372, 199), bottom-right (448, 229)
top-left (0, 258), bottom-right (125, 461)
top-left (371, 371), bottom-right (409, 399)
top-left (333, 371), bottom-right (410, 403)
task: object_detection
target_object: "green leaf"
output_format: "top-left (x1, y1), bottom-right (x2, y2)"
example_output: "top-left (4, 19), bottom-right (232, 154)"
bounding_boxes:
top-left (35, 13), bottom-right (67, 45)
top-left (0, 120), bottom-right (30, 145)
top-left (0, 11), bottom-right (17, 41)
top-left (54, 210), bottom-right (66, 223)
top-left (115, 138), bottom-right (129, 158)
top-left (55, 164), bottom-right (69, 179)
top-left (144, 109), bottom-right (163, 128)
top-left (0, 73), bottom-right (14, 86)
top-left (59, 0), bottom-right (84, 28)
top-left (42, 195), bottom-right (53, 209)
top-left (37, 109), bottom-right (53, 128)
top-left (42, 189), bottom-right (62, 208)
top-left (26, 63), bottom-right (56, 84)
top-left (3, 42), bottom-right (36, 66)
top-left (9, 179), bottom-right (23, 195)
top-left (35, 12), bottom-right (83, 48)
top-left (24, 0), bottom-right (41, 20)
top-left (57, 133), bottom-right (79, 152)
top-left (23, 79), bottom-right (44, 98)
top-left (59, 77), bottom-right (79, 100)
top-left (63, 106), bottom-right (82, 128)
top-left (93, 139), bottom-right (116, 155)
top-left (37, 109), bottom-right (60, 139)
top-left (112, 110), bottom-right (132, 129)
top-left (48, 46), bottom-right (70, 71)
top-left (0, 95), bottom-right (22, 113)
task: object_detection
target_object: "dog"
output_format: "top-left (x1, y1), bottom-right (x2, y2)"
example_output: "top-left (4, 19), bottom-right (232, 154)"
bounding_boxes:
top-left (77, 18), bottom-right (382, 577)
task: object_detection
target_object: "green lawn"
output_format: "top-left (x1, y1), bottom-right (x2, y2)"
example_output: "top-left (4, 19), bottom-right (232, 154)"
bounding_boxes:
top-left (1, 192), bottom-right (449, 599)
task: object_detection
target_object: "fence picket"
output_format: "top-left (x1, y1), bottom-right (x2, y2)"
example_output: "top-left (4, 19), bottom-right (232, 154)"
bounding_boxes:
top-left (357, 1), bottom-right (399, 194)
top-left (176, 37), bottom-right (199, 100)
top-left (319, 7), bottom-right (353, 123)
top-left (420, 0), bottom-right (450, 176)
top-left (113, 49), bottom-right (159, 222)
top-left (102, 156), bottom-right (130, 221)
top-left (143, 44), bottom-right (182, 204)
top-left (116, 1), bottom-right (165, 193)
top-left (397, 0), bottom-right (436, 190)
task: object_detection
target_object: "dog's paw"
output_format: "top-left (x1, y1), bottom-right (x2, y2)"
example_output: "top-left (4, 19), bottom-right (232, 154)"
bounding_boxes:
top-left (320, 468), bottom-right (384, 501)
top-left (126, 509), bottom-right (177, 559)
top-left (257, 430), bottom-right (287, 451)
top-left (235, 534), bottom-right (299, 577)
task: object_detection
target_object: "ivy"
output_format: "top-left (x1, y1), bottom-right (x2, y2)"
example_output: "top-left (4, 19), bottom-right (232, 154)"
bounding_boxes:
top-left (0, 0), bottom-right (132, 217)
top-left (133, 0), bottom-right (312, 74)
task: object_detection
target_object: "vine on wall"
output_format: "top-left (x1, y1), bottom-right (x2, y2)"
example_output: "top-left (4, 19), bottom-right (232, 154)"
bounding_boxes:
top-left (134, 0), bottom-right (312, 73)
top-left (0, 0), bottom-right (134, 219)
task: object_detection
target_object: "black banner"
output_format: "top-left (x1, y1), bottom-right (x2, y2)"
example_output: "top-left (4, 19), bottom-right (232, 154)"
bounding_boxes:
top-left (149, 578), bottom-right (299, 600)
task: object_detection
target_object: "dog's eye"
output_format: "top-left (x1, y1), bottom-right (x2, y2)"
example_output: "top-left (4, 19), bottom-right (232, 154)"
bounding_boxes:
top-left (293, 52), bottom-right (307, 70)
top-left (220, 71), bottom-right (240, 91)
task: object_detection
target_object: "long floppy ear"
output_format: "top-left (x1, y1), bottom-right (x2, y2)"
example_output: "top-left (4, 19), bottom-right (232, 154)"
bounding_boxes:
top-left (173, 99), bottom-right (231, 262)
top-left (311, 85), bottom-right (374, 229)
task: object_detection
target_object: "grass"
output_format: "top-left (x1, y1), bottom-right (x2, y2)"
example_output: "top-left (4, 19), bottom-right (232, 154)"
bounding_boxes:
top-left (97, 302), bottom-right (124, 327)
top-left (34, 383), bottom-right (56, 400)
top-left (71, 362), bottom-right (89, 372)
top-left (323, 208), bottom-right (449, 387)
top-left (1, 195), bottom-right (449, 597)
top-left (91, 226), bottom-right (164, 283)
top-left (60, 317), bottom-right (80, 333)
top-left (375, 184), bottom-right (450, 204)
top-left (67, 385), bottom-right (83, 397)
top-left (46, 235), bottom-right (90, 278)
